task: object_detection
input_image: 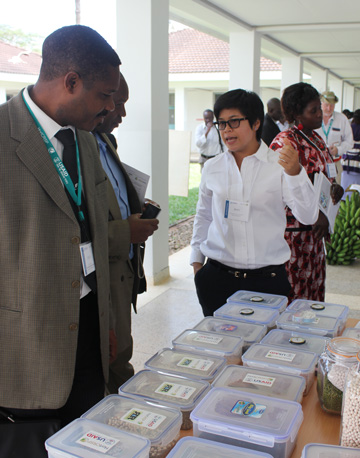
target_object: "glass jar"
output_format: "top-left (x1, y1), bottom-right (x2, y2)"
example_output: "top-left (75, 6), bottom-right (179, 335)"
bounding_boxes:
top-left (317, 337), bottom-right (360, 414)
top-left (340, 350), bottom-right (360, 448)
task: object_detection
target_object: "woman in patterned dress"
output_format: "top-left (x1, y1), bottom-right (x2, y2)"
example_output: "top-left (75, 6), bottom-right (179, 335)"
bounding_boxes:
top-left (270, 83), bottom-right (344, 302)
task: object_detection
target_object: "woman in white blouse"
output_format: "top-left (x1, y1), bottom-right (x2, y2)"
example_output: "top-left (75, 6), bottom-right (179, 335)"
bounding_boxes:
top-left (190, 89), bottom-right (319, 316)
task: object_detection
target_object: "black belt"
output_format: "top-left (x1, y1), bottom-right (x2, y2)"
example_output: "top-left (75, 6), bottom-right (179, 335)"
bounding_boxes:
top-left (201, 154), bottom-right (216, 158)
top-left (208, 259), bottom-right (280, 278)
top-left (286, 226), bottom-right (312, 232)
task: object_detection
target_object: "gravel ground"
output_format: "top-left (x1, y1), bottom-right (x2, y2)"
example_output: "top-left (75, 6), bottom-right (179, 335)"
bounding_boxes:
top-left (168, 215), bottom-right (194, 255)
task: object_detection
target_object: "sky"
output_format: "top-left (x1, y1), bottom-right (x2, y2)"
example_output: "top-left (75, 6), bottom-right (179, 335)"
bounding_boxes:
top-left (3, 0), bottom-right (117, 48)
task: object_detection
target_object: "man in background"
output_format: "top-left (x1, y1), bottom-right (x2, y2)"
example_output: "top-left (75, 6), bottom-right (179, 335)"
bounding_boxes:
top-left (93, 73), bottom-right (159, 393)
top-left (261, 98), bottom-right (282, 146)
top-left (195, 108), bottom-right (224, 170)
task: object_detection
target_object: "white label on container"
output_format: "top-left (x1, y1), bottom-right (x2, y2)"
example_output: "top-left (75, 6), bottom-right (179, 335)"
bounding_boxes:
top-left (121, 408), bottom-right (166, 430)
top-left (265, 350), bottom-right (296, 362)
top-left (76, 430), bottom-right (120, 454)
top-left (155, 381), bottom-right (196, 400)
top-left (177, 357), bottom-right (214, 372)
top-left (193, 334), bottom-right (223, 345)
top-left (231, 400), bottom-right (266, 418)
top-left (243, 373), bottom-right (276, 387)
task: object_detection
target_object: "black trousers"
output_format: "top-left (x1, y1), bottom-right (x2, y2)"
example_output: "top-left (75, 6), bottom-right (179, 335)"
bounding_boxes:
top-left (194, 259), bottom-right (291, 316)
top-left (0, 292), bottom-right (105, 457)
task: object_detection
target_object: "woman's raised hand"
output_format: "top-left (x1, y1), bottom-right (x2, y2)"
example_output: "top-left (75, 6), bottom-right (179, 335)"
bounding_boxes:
top-left (278, 138), bottom-right (301, 176)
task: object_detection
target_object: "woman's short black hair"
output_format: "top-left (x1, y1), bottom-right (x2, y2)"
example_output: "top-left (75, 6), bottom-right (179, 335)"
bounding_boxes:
top-left (214, 89), bottom-right (264, 141)
top-left (281, 82), bottom-right (319, 123)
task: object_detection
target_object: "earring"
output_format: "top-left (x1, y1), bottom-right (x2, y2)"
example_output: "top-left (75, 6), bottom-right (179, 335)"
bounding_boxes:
top-left (297, 123), bottom-right (304, 131)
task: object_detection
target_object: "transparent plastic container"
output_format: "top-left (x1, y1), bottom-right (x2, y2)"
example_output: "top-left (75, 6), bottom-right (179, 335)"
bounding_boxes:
top-left (302, 443), bottom-right (360, 457)
top-left (193, 316), bottom-right (267, 352)
top-left (172, 329), bottom-right (243, 365)
top-left (45, 418), bottom-right (151, 458)
top-left (227, 290), bottom-right (288, 313)
top-left (118, 370), bottom-right (210, 430)
top-left (317, 337), bottom-right (360, 415)
top-left (260, 329), bottom-right (329, 358)
top-left (211, 364), bottom-right (305, 403)
top-left (342, 327), bottom-right (360, 340)
top-left (190, 387), bottom-right (303, 458)
top-left (144, 347), bottom-right (226, 382)
top-left (215, 303), bottom-right (279, 330)
top-left (167, 436), bottom-right (273, 457)
top-left (288, 299), bottom-right (349, 334)
top-left (81, 395), bottom-right (182, 458)
top-left (276, 310), bottom-right (341, 338)
top-left (340, 351), bottom-right (360, 447)
top-left (242, 343), bottom-right (317, 394)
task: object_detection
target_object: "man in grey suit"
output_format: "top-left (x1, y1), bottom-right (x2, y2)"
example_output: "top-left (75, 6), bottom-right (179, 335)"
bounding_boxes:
top-left (0, 25), bottom-right (120, 453)
top-left (93, 73), bottom-right (159, 393)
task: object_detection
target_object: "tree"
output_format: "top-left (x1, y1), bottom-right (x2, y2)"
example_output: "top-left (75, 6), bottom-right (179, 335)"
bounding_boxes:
top-left (0, 25), bottom-right (43, 53)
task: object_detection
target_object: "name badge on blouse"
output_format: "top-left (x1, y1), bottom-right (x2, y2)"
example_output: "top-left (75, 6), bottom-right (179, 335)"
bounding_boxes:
top-left (327, 162), bottom-right (337, 179)
top-left (80, 242), bottom-right (96, 276)
top-left (224, 200), bottom-right (250, 222)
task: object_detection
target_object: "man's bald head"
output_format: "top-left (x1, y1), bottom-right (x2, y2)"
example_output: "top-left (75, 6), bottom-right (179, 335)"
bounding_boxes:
top-left (267, 98), bottom-right (282, 121)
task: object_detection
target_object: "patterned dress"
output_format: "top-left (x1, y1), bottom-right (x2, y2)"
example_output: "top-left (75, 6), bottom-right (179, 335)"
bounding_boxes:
top-left (270, 127), bottom-right (334, 302)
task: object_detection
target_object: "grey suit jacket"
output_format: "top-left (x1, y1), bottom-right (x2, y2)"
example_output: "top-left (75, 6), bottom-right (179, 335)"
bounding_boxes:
top-left (0, 91), bottom-right (111, 409)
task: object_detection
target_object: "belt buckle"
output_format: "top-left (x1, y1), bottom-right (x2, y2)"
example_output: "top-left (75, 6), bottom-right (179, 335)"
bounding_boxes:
top-left (234, 271), bottom-right (246, 278)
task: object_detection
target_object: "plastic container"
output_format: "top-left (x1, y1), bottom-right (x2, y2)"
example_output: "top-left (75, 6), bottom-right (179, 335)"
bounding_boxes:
top-left (81, 395), bottom-right (182, 458)
top-left (144, 347), bottom-right (226, 382)
top-left (212, 364), bottom-right (306, 403)
top-left (317, 337), bottom-right (360, 414)
top-left (227, 290), bottom-right (288, 313)
top-left (45, 418), bottom-right (151, 458)
top-left (288, 299), bottom-right (349, 333)
top-left (260, 329), bottom-right (329, 358)
top-left (276, 310), bottom-right (341, 338)
top-left (118, 370), bottom-right (210, 430)
top-left (193, 316), bottom-right (267, 352)
top-left (302, 443), bottom-right (360, 457)
top-left (172, 329), bottom-right (243, 365)
top-left (215, 303), bottom-right (279, 330)
top-left (190, 387), bottom-right (303, 458)
top-left (340, 350), bottom-right (360, 447)
top-left (167, 436), bottom-right (273, 457)
top-left (342, 327), bottom-right (360, 340)
top-left (242, 343), bottom-right (317, 394)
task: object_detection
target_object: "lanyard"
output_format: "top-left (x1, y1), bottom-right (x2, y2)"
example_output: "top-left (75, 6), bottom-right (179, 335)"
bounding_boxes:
top-left (22, 92), bottom-right (84, 222)
top-left (294, 126), bottom-right (333, 165)
top-left (321, 118), bottom-right (333, 144)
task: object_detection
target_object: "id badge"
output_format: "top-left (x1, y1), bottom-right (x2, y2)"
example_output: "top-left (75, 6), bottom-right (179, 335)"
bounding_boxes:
top-left (327, 162), bottom-right (337, 179)
top-left (224, 200), bottom-right (250, 222)
top-left (80, 242), bottom-right (96, 276)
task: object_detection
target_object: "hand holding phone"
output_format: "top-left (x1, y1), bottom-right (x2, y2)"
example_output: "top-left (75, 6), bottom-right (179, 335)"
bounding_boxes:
top-left (140, 202), bottom-right (161, 219)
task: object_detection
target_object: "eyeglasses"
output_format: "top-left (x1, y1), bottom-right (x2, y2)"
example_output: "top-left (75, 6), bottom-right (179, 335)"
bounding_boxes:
top-left (214, 117), bottom-right (248, 130)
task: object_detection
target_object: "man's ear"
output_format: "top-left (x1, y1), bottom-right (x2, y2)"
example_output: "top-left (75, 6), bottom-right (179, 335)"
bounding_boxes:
top-left (64, 72), bottom-right (82, 93)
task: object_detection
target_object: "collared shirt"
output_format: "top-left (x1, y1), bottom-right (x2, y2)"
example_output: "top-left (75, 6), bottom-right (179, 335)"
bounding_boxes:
top-left (315, 111), bottom-right (354, 157)
top-left (190, 141), bottom-right (318, 269)
top-left (95, 133), bottom-right (133, 259)
top-left (195, 123), bottom-right (224, 157)
top-left (23, 87), bottom-right (91, 298)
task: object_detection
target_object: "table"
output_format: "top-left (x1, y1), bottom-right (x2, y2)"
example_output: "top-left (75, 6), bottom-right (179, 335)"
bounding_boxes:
top-left (177, 318), bottom-right (358, 458)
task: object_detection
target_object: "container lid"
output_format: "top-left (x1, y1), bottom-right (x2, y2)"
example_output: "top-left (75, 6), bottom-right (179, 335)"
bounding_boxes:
top-left (144, 347), bottom-right (226, 381)
top-left (288, 299), bottom-right (349, 321)
top-left (342, 327), bottom-right (360, 341)
top-left (242, 344), bottom-right (317, 375)
top-left (215, 303), bottom-right (279, 326)
top-left (45, 418), bottom-right (151, 457)
top-left (118, 370), bottom-right (210, 411)
top-left (81, 395), bottom-right (182, 447)
top-left (193, 317), bottom-right (267, 344)
top-left (172, 329), bottom-right (243, 356)
top-left (212, 365), bottom-right (305, 402)
top-left (276, 310), bottom-right (340, 335)
top-left (167, 436), bottom-right (273, 457)
top-left (260, 329), bottom-right (329, 356)
top-left (190, 387), bottom-right (303, 446)
top-left (302, 443), bottom-right (360, 457)
top-left (227, 290), bottom-right (288, 312)
top-left (326, 337), bottom-right (360, 360)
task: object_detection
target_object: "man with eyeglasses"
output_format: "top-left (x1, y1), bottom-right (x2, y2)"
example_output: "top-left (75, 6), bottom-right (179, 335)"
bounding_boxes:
top-left (195, 109), bottom-right (225, 170)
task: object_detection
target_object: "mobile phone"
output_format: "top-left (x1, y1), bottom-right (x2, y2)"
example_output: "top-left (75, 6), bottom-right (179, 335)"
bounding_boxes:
top-left (140, 202), bottom-right (161, 219)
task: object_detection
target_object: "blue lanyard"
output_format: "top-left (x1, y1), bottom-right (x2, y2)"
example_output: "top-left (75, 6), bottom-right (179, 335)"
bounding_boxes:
top-left (22, 92), bottom-right (84, 221)
top-left (321, 118), bottom-right (333, 143)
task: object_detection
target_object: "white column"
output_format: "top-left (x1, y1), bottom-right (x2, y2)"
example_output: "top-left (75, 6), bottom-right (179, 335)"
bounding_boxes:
top-left (281, 56), bottom-right (304, 93)
top-left (311, 68), bottom-right (328, 94)
top-left (343, 83), bottom-right (355, 111)
top-left (174, 86), bottom-right (185, 131)
top-left (354, 89), bottom-right (360, 110)
top-left (116, 0), bottom-right (169, 284)
top-left (0, 87), bottom-right (6, 104)
top-left (330, 79), bottom-right (343, 111)
top-left (229, 31), bottom-right (261, 93)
